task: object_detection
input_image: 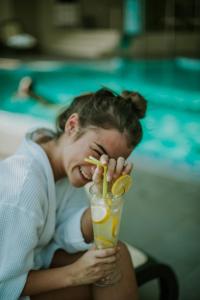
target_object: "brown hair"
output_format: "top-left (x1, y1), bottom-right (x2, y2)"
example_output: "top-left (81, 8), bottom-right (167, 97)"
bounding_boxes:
top-left (56, 88), bottom-right (147, 148)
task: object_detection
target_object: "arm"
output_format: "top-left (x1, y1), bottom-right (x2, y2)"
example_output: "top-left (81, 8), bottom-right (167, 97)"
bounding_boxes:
top-left (81, 207), bottom-right (93, 243)
top-left (0, 203), bottom-right (43, 299)
top-left (22, 247), bottom-right (118, 296)
top-left (22, 267), bottom-right (70, 296)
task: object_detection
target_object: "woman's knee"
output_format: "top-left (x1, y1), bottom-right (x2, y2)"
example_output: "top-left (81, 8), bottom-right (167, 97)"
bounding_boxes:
top-left (117, 241), bottom-right (135, 268)
top-left (118, 241), bottom-right (129, 255)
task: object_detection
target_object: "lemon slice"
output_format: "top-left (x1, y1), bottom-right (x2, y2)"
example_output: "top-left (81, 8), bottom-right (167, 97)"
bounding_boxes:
top-left (91, 205), bottom-right (110, 224)
top-left (111, 174), bottom-right (132, 196)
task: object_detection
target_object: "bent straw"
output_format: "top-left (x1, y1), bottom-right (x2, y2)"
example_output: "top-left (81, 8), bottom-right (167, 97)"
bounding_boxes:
top-left (84, 156), bottom-right (108, 198)
top-left (84, 156), bottom-right (102, 167)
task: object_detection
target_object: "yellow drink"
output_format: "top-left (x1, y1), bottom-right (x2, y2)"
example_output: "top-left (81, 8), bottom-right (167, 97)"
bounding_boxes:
top-left (85, 156), bottom-right (132, 286)
top-left (91, 194), bottom-right (123, 249)
top-left (89, 187), bottom-right (124, 286)
top-left (89, 188), bottom-right (124, 248)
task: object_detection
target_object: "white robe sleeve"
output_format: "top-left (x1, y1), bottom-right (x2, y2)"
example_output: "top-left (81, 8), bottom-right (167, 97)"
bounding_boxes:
top-left (0, 203), bottom-right (42, 300)
top-left (54, 187), bottom-right (92, 253)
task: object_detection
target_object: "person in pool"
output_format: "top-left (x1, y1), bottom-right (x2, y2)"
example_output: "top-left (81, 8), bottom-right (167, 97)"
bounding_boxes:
top-left (14, 76), bottom-right (53, 106)
top-left (0, 88), bottom-right (147, 300)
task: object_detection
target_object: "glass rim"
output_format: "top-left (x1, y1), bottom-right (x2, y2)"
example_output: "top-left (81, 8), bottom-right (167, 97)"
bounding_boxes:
top-left (89, 183), bottom-right (122, 200)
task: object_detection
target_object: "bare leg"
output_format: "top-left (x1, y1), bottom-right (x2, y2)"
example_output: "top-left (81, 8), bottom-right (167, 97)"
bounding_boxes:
top-left (31, 251), bottom-right (92, 300)
top-left (92, 241), bottom-right (139, 300)
top-left (31, 242), bottom-right (138, 300)
top-left (31, 284), bottom-right (92, 300)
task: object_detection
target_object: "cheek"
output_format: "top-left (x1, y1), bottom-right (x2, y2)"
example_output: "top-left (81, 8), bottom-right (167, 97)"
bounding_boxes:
top-left (74, 139), bottom-right (90, 156)
top-left (77, 145), bottom-right (93, 160)
top-left (66, 145), bottom-right (90, 169)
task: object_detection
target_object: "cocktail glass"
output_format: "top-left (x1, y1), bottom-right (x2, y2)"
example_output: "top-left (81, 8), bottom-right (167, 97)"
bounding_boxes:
top-left (89, 185), bottom-right (124, 287)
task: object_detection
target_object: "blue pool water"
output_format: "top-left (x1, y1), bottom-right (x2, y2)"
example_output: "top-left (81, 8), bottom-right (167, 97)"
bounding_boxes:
top-left (0, 58), bottom-right (200, 177)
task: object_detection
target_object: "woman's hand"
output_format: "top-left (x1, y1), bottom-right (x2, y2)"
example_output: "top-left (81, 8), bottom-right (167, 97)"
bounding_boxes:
top-left (66, 247), bottom-right (119, 286)
top-left (92, 155), bottom-right (133, 185)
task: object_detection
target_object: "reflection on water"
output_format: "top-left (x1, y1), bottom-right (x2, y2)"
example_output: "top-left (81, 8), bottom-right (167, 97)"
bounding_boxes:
top-left (136, 105), bottom-right (200, 173)
top-left (0, 58), bottom-right (199, 175)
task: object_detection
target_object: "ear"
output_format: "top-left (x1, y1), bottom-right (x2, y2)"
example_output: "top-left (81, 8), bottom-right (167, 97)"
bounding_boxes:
top-left (64, 113), bottom-right (80, 136)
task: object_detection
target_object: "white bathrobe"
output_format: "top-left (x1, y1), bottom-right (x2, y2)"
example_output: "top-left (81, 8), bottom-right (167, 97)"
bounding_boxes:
top-left (0, 130), bottom-right (91, 299)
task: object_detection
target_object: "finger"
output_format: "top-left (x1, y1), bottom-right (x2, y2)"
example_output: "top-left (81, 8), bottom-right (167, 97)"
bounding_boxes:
top-left (122, 161), bottom-right (133, 175)
top-left (92, 166), bottom-right (103, 183)
top-left (115, 157), bottom-right (126, 178)
top-left (89, 244), bottom-right (96, 250)
top-left (98, 255), bottom-right (117, 264)
top-left (101, 263), bottom-right (117, 273)
top-left (100, 154), bottom-right (109, 165)
top-left (103, 263), bottom-right (118, 276)
top-left (95, 248), bottom-right (117, 258)
top-left (107, 158), bottom-right (116, 182)
top-left (116, 252), bottom-right (121, 261)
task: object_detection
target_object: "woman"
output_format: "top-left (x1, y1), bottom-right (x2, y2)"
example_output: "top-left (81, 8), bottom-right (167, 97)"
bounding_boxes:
top-left (0, 88), bottom-right (147, 300)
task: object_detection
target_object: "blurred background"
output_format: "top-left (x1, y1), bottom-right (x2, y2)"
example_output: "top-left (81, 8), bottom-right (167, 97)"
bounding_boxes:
top-left (0, 0), bottom-right (200, 299)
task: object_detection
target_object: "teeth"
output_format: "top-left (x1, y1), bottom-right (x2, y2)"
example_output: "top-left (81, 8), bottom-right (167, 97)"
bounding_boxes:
top-left (80, 167), bottom-right (91, 180)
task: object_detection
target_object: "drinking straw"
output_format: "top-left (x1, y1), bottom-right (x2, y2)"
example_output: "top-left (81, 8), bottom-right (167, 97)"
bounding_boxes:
top-left (84, 156), bottom-right (108, 198)
top-left (84, 156), bottom-right (102, 167)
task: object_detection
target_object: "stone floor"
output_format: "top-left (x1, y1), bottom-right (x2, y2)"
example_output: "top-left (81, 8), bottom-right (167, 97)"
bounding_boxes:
top-left (120, 161), bottom-right (200, 300)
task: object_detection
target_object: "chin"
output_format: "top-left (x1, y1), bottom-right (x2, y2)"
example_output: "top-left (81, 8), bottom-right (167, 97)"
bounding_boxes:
top-left (69, 176), bottom-right (86, 187)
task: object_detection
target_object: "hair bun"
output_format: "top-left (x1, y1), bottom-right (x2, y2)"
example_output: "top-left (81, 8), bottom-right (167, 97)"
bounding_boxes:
top-left (121, 90), bottom-right (147, 119)
top-left (95, 88), bottom-right (115, 98)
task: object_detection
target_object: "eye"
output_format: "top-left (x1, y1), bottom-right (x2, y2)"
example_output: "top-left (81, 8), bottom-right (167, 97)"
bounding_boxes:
top-left (90, 147), bottom-right (102, 158)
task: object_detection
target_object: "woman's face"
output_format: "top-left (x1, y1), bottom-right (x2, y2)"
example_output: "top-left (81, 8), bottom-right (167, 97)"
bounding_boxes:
top-left (62, 127), bottom-right (132, 187)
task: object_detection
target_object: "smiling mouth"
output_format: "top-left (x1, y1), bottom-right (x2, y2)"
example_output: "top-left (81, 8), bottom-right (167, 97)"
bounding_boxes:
top-left (79, 167), bottom-right (92, 181)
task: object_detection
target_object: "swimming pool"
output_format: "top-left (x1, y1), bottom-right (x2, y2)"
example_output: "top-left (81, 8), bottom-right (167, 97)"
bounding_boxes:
top-left (0, 58), bottom-right (200, 179)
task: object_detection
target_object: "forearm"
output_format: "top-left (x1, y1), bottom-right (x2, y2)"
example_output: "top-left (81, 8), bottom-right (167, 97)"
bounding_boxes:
top-left (81, 208), bottom-right (93, 243)
top-left (22, 265), bottom-right (74, 296)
